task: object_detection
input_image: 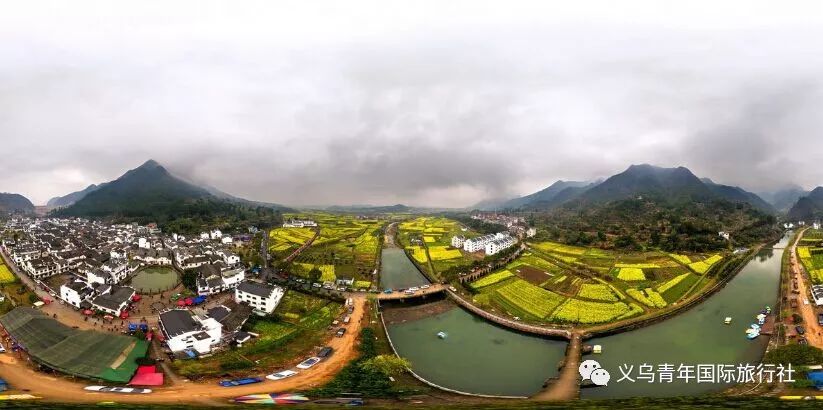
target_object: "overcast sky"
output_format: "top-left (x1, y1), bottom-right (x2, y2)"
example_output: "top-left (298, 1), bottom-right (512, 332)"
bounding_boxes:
top-left (3, 1), bottom-right (823, 207)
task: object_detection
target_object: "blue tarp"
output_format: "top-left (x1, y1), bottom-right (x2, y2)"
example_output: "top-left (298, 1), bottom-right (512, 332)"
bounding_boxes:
top-left (808, 370), bottom-right (823, 387)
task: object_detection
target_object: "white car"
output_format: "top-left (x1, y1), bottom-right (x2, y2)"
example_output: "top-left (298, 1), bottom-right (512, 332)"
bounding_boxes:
top-left (296, 357), bottom-right (322, 369)
top-left (420, 284), bottom-right (430, 289)
top-left (408, 287), bottom-right (419, 291)
top-left (266, 370), bottom-right (298, 381)
top-left (84, 386), bottom-right (152, 394)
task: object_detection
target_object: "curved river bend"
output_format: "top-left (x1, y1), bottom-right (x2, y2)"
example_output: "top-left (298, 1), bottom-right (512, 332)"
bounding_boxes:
top-left (383, 234), bottom-right (789, 398)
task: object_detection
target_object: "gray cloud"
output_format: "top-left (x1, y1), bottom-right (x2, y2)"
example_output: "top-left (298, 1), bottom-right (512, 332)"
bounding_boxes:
top-left (2, 1), bottom-right (823, 206)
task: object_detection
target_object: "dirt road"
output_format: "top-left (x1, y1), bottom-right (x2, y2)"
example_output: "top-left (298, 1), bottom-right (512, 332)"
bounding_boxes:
top-left (0, 296), bottom-right (367, 405)
top-left (789, 230), bottom-right (823, 346)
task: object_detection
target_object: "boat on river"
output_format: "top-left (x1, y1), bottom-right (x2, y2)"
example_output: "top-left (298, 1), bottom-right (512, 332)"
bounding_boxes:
top-left (745, 324), bottom-right (761, 340)
top-left (437, 331), bottom-right (447, 339)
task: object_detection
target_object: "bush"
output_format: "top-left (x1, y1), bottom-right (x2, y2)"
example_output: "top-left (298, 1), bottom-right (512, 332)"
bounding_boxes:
top-left (28, 293), bottom-right (38, 304)
top-left (219, 359), bottom-right (253, 371)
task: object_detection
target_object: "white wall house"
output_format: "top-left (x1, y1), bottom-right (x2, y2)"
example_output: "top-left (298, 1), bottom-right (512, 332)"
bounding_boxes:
top-left (485, 236), bottom-right (516, 255)
top-left (463, 232), bottom-right (514, 254)
top-left (59, 281), bottom-right (93, 309)
top-left (283, 219), bottom-right (317, 228)
top-left (159, 309), bottom-right (223, 354)
top-left (235, 281), bottom-right (284, 315)
top-left (451, 235), bottom-right (465, 248)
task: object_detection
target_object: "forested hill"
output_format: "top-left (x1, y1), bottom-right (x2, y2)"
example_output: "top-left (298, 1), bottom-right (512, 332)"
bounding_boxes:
top-left (52, 160), bottom-right (286, 233)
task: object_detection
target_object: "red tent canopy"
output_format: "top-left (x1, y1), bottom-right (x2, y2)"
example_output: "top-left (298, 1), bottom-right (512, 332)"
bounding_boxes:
top-left (128, 372), bottom-right (164, 386)
top-left (184, 297), bottom-right (193, 306)
top-left (176, 300), bottom-right (186, 307)
top-left (103, 314), bottom-right (114, 320)
top-left (83, 310), bottom-right (93, 315)
top-left (136, 365), bottom-right (156, 375)
top-left (120, 311), bottom-right (129, 319)
top-left (132, 294), bottom-right (142, 302)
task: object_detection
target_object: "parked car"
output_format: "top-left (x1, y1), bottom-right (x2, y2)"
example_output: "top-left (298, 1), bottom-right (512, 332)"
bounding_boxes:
top-left (266, 370), bottom-right (298, 381)
top-left (408, 287), bottom-right (419, 292)
top-left (219, 377), bottom-right (263, 387)
top-left (296, 357), bottom-right (322, 369)
top-left (312, 283), bottom-right (322, 288)
top-left (796, 325), bottom-right (806, 335)
top-left (799, 337), bottom-right (809, 345)
top-left (383, 289), bottom-right (393, 294)
top-left (404, 289), bottom-right (415, 295)
top-left (84, 386), bottom-right (152, 394)
top-left (336, 328), bottom-right (347, 337)
top-left (318, 346), bottom-right (334, 358)
top-left (818, 313), bottom-right (823, 326)
top-left (420, 284), bottom-right (430, 289)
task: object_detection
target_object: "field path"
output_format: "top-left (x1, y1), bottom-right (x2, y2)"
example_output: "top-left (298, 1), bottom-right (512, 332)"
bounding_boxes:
top-left (790, 229), bottom-right (823, 347)
top-left (0, 297), bottom-right (366, 405)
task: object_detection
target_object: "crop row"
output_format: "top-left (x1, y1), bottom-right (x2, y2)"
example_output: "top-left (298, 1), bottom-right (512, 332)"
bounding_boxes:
top-left (471, 270), bottom-right (514, 289)
top-left (550, 299), bottom-right (633, 324)
top-left (494, 279), bottom-right (566, 319)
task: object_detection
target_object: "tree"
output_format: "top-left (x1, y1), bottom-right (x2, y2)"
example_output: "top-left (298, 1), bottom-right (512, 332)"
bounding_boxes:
top-left (359, 355), bottom-right (410, 377)
top-left (764, 344), bottom-right (823, 366)
top-left (309, 267), bottom-right (322, 283)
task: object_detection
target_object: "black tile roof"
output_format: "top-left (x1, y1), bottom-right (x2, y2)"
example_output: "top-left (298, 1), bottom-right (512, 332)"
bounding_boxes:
top-left (236, 281), bottom-right (276, 298)
top-left (159, 309), bottom-right (201, 337)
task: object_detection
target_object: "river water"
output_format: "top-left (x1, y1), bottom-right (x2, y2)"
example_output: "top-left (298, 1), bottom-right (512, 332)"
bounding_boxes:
top-left (384, 233), bottom-right (789, 398)
top-left (379, 248), bottom-right (431, 290)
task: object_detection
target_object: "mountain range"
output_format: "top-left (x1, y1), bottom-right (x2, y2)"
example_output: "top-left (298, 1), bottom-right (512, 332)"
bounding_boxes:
top-left (477, 164), bottom-right (777, 214)
top-left (0, 193), bottom-right (35, 215)
top-left (47, 183), bottom-right (105, 207)
top-left (52, 160), bottom-right (290, 232)
top-left (787, 187), bottom-right (823, 221)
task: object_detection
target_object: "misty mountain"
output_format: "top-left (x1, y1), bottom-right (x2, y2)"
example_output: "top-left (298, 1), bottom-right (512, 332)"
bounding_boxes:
top-left (53, 160), bottom-right (287, 231)
top-left (574, 165), bottom-right (713, 205)
top-left (501, 180), bottom-right (594, 210)
top-left (200, 183), bottom-right (292, 211)
top-left (758, 186), bottom-right (810, 214)
top-left (529, 165), bottom-right (780, 251)
top-left (46, 183), bottom-right (105, 207)
top-left (787, 187), bottom-right (823, 222)
top-left (700, 179), bottom-right (776, 214)
top-left (0, 193), bottom-right (35, 214)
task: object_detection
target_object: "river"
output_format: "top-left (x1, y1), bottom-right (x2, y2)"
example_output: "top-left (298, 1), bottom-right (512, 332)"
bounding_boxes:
top-left (379, 248), bottom-right (430, 290)
top-left (383, 233), bottom-right (789, 398)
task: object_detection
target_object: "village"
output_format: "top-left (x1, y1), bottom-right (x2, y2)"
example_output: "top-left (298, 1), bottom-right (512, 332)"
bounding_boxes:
top-left (0, 217), bottom-right (286, 361)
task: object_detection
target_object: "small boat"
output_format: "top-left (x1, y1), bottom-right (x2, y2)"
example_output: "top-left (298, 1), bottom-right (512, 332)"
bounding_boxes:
top-left (756, 314), bottom-right (766, 325)
top-left (593, 345), bottom-right (602, 354)
top-left (437, 331), bottom-right (447, 339)
top-left (724, 317), bottom-right (732, 325)
top-left (745, 323), bottom-right (761, 340)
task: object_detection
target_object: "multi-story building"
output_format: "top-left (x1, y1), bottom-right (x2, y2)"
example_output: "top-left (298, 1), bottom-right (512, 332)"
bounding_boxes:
top-left (235, 281), bottom-right (284, 315)
top-left (158, 309), bottom-right (223, 354)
